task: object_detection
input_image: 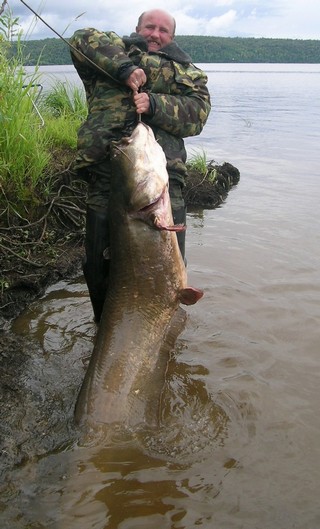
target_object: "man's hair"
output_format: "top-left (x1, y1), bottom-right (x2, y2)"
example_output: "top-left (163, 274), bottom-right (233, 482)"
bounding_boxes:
top-left (137, 10), bottom-right (176, 36)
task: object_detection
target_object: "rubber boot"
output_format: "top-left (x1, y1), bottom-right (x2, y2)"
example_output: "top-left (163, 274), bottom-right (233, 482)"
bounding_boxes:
top-left (82, 207), bottom-right (110, 323)
top-left (172, 205), bottom-right (187, 263)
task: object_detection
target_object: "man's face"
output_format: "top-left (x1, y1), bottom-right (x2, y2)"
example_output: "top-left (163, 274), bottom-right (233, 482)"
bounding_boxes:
top-left (136, 10), bottom-right (175, 51)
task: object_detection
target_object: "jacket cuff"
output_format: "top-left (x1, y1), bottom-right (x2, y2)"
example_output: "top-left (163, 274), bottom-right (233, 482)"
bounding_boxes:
top-left (117, 64), bottom-right (138, 81)
top-left (147, 94), bottom-right (156, 116)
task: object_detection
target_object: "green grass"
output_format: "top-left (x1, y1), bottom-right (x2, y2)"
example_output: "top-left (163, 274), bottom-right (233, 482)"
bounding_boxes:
top-left (0, 63), bottom-right (51, 201)
top-left (40, 81), bottom-right (87, 149)
top-left (187, 150), bottom-right (217, 182)
top-left (41, 80), bottom-right (86, 120)
top-left (0, 11), bottom-right (52, 209)
top-left (187, 149), bottom-right (208, 174)
top-left (0, 8), bottom-right (89, 215)
top-left (0, 27), bottom-right (87, 214)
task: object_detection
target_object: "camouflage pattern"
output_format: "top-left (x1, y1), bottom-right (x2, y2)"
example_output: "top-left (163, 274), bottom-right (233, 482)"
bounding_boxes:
top-left (84, 160), bottom-right (112, 211)
top-left (168, 179), bottom-right (184, 211)
top-left (69, 27), bottom-right (211, 192)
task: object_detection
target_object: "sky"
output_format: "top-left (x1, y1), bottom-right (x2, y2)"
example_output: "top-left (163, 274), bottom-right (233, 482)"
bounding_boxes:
top-left (6, 0), bottom-right (320, 40)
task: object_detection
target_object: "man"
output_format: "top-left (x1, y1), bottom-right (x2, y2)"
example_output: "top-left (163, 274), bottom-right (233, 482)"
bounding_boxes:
top-left (70, 9), bottom-right (211, 322)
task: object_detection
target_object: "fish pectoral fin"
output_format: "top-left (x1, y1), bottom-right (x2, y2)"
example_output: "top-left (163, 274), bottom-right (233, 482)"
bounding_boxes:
top-left (154, 219), bottom-right (186, 232)
top-left (179, 287), bottom-right (204, 305)
top-left (169, 223), bottom-right (186, 232)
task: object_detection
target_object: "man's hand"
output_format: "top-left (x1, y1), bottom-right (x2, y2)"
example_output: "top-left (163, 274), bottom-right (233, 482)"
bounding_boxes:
top-left (125, 68), bottom-right (146, 91)
top-left (133, 91), bottom-right (150, 115)
top-left (125, 69), bottom-right (150, 115)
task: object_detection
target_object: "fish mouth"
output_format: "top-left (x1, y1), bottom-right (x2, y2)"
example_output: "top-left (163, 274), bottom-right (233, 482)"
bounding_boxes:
top-left (133, 189), bottom-right (185, 233)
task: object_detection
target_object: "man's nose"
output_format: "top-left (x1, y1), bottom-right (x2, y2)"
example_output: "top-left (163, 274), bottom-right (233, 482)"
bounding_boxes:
top-left (150, 27), bottom-right (160, 39)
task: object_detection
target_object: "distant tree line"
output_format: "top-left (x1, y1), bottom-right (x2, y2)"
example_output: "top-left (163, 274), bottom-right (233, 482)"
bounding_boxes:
top-left (9, 35), bottom-right (320, 65)
top-left (177, 36), bottom-right (320, 63)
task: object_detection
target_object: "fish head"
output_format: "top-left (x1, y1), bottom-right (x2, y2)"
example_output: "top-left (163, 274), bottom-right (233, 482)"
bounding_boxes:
top-left (111, 123), bottom-right (169, 214)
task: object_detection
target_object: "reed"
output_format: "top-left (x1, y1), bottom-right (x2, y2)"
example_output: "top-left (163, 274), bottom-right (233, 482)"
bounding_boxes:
top-left (187, 149), bottom-right (208, 174)
top-left (40, 80), bottom-right (86, 149)
top-left (0, 50), bottom-right (51, 205)
top-left (0, 9), bottom-right (87, 214)
top-left (187, 150), bottom-right (217, 183)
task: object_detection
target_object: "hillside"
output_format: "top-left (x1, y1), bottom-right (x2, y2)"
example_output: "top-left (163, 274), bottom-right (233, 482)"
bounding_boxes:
top-left (9, 35), bottom-right (320, 65)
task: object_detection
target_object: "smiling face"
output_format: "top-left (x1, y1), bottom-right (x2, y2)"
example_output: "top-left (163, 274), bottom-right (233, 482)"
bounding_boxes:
top-left (136, 9), bottom-right (175, 51)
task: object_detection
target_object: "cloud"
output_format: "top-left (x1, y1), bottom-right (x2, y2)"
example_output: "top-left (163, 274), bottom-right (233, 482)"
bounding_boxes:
top-left (6, 0), bottom-right (320, 40)
top-left (175, 9), bottom-right (237, 36)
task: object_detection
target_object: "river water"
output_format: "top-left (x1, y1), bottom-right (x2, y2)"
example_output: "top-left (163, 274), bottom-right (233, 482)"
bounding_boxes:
top-left (2, 64), bottom-right (320, 528)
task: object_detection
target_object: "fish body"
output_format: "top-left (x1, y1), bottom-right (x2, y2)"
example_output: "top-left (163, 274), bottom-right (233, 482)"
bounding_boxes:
top-left (75, 123), bottom-right (202, 430)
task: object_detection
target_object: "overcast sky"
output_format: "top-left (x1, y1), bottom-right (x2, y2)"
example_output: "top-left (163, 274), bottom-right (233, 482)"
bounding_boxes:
top-left (7, 0), bottom-right (320, 40)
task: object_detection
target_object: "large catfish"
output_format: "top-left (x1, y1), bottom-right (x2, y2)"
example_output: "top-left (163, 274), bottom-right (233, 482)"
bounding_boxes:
top-left (75, 122), bottom-right (203, 431)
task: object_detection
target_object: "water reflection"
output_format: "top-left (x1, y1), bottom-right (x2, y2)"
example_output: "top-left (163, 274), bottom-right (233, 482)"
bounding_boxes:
top-left (11, 276), bottom-right (96, 356)
top-left (3, 276), bottom-right (242, 529)
top-left (13, 437), bottom-right (224, 529)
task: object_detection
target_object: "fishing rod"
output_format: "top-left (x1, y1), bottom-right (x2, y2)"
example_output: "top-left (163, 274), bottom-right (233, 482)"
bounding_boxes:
top-left (19, 0), bottom-right (119, 82)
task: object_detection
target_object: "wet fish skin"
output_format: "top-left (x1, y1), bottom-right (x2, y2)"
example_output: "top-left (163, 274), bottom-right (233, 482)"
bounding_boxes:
top-left (75, 123), bottom-right (203, 431)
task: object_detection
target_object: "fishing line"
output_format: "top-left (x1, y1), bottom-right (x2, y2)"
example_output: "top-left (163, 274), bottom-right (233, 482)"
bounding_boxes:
top-left (19, 0), bottom-right (120, 82)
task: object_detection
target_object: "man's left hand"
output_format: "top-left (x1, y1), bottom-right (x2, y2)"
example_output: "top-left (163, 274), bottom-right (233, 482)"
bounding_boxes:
top-left (125, 68), bottom-right (146, 91)
top-left (133, 91), bottom-right (150, 115)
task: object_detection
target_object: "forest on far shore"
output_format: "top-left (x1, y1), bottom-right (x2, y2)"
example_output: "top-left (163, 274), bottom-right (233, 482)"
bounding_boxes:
top-left (9, 35), bottom-right (320, 65)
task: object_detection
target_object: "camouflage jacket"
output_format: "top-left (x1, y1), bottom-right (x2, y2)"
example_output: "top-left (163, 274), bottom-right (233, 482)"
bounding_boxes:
top-left (69, 28), bottom-right (211, 183)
